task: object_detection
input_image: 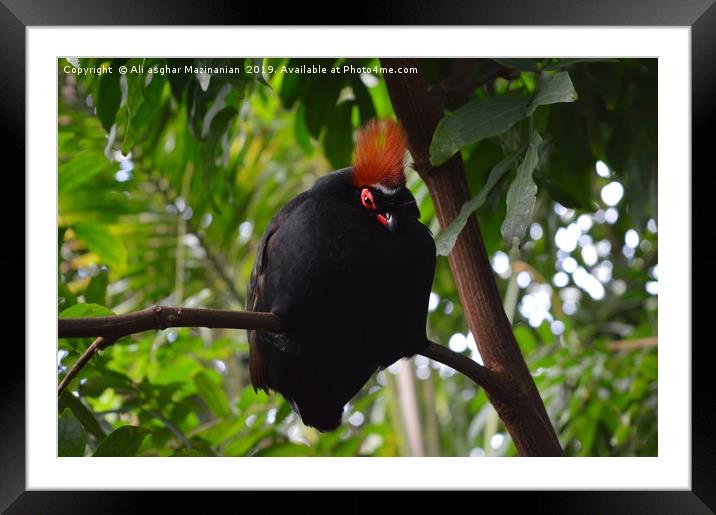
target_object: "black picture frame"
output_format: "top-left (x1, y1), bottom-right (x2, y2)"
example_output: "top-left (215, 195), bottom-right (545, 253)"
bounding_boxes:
top-left (4, 0), bottom-right (713, 511)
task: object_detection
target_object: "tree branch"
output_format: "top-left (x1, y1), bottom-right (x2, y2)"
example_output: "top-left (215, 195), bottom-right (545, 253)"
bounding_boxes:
top-left (382, 58), bottom-right (563, 456)
top-left (57, 335), bottom-right (115, 396)
top-left (423, 341), bottom-right (510, 400)
top-left (59, 306), bottom-right (282, 339)
top-left (58, 307), bottom-right (503, 400)
top-left (433, 61), bottom-right (519, 106)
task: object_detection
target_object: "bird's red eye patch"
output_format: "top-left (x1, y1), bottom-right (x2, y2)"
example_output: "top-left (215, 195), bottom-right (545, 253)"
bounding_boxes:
top-left (360, 188), bottom-right (377, 211)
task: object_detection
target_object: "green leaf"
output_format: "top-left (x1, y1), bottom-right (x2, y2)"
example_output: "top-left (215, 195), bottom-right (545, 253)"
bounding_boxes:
top-left (435, 148), bottom-right (522, 256)
top-left (58, 390), bottom-right (106, 440)
top-left (237, 385), bottom-right (269, 411)
top-left (189, 82), bottom-right (211, 139)
top-left (59, 150), bottom-right (111, 194)
top-left (123, 74), bottom-right (166, 154)
top-left (153, 354), bottom-right (201, 385)
top-left (274, 400), bottom-right (293, 425)
top-left (528, 72), bottom-right (578, 116)
top-left (612, 423), bottom-right (632, 447)
top-left (303, 76), bottom-right (343, 139)
top-left (514, 325), bottom-right (538, 355)
top-left (168, 61), bottom-right (193, 102)
top-left (248, 58), bottom-right (271, 88)
top-left (201, 91), bottom-right (233, 140)
top-left (430, 96), bottom-right (531, 166)
top-left (84, 269), bottom-right (108, 305)
top-left (119, 69), bottom-right (147, 153)
top-left (193, 371), bottom-right (231, 418)
top-left (93, 426), bottom-right (151, 457)
top-left (59, 303), bottom-right (115, 318)
top-left (321, 101), bottom-right (354, 169)
top-left (59, 408), bottom-right (87, 456)
top-left (200, 105), bottom-right (237, 212)
top-left (294, 103), bottom-right (313, 155)
top-left (196, 417), bottom-right (247, 446)
top-left (501, 132), bottom-right (542, 246)
top-left (534, 173), bottom-right (590, 210)
top-left (492, 58), bottom-right (541, 72)
top-left (96, 72), bottom-right (122, 132)
top-left (224, 427), bottom-right (275, 456)
top-left (350, 75), bottom-right (377, 124)
top-left (540, 103), bottom-right (595, 209)
top-left (72, 222), bottom-right (128, 271)
top-left (278, 60), bottom-right (308, 109)
top-left (80, 368), bottom-right (138, 397)
top-left (332, 438), bottom-right (362, 457)
top-left (58, 281), bottom-right (76, 310)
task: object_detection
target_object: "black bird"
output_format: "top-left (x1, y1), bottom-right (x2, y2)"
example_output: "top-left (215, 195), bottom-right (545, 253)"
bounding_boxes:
top-left (247, 119), bottom-right (436, 431)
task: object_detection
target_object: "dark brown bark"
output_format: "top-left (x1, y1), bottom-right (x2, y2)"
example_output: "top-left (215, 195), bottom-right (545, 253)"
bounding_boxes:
top-left (59, 309), bottom-right (503, 405)
top-left (59, 306), bottom-right (283, 339)
top-left (382, 58), bottom-right (563, 456)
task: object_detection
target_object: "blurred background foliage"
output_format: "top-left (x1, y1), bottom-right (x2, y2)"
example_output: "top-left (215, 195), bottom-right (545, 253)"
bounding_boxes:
top-left (58, 57), bottom-right (657, 457)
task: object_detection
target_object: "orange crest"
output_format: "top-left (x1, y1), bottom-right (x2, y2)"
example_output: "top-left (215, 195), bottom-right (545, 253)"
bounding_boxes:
top-left (351, 119), bottom-right (406, 190)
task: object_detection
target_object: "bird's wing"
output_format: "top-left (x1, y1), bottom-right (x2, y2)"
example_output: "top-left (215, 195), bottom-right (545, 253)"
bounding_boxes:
top-left (246, 192), bottom-right (308, 393)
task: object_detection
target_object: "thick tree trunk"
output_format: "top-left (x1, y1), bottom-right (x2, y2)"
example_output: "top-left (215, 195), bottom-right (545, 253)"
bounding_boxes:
top-left (383, 58), bottom-right (564, 456)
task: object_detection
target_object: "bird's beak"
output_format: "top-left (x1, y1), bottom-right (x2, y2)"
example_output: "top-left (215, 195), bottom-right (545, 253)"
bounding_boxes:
top-left (377, 212), bottom-right (398, 233)
top-left (386, 212), bottom-right (398, 233)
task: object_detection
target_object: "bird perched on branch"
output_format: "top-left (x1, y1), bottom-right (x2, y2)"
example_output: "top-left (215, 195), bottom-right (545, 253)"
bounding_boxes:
top-left (247, 119), bottom-right (436, 431)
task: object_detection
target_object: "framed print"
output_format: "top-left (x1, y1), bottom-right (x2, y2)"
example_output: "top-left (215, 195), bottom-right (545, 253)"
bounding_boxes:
top-left (5, 0), bottom-right (714, 511)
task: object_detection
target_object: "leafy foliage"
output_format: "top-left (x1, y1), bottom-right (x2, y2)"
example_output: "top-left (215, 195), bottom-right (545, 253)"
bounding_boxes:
top-left (501, 131), bottom-right (542, 246)
top-left (93, 426), bottom-right (151, 457)
top-left (58, 57), bottom-right (657, 458)
top-left (434, 148), bottom-right (520, 256)
top-left (430, 96), bottom-right (532, 166)
top-left (59, 409), bottom-right (87, 457)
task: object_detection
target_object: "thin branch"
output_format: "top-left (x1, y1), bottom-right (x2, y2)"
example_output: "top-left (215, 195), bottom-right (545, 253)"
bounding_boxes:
top-left (142, 408), bottom-right (192, 449)
top-left (423, 341), bottom-right (511, 400)
top-left (58, 335), bottom-right (116, 396)
top-left (58, 307), bottom-right (505, 400)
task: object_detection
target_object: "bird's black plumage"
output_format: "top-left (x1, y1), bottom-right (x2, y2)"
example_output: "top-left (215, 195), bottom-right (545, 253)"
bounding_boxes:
top-left (247, 162), bottom-right (435, 432)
